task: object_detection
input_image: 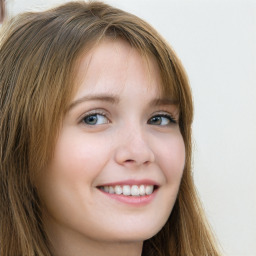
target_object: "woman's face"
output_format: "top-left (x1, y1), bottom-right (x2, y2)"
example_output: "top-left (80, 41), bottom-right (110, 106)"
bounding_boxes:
top-left (36, 39), bottom-right (185, 247)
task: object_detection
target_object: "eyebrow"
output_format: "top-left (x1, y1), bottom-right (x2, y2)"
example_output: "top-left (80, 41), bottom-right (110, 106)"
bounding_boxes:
top-left (150, 98), bottom-right (179, 106)
top-left (68, 93), bottom-right (178, 111)
top-left (68, 94), bottom-right (119, 111)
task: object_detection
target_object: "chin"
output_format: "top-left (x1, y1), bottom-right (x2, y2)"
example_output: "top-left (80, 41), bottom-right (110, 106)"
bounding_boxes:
top-left (101, 222), bottom-right (164, 243)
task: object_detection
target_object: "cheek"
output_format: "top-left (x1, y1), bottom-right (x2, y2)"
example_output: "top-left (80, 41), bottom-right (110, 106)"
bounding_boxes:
top-left (36, 130), bottom-right (113, 211)
top-left (36, 130), bottom-right (115, 223)
top-left (155, 134), bottom-right (185, 182)
top-left (52, 131), bottom-right (112, 182)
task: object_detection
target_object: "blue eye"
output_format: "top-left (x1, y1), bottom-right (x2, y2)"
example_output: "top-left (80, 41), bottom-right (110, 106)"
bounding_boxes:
top-left (82, 114), bottom-right (109, 125)
top-left (148, 115), bottom-right (176, 126)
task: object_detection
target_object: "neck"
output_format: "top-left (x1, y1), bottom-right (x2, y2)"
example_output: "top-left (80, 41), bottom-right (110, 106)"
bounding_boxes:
top-left (51, 236), bottom-right (143, 256)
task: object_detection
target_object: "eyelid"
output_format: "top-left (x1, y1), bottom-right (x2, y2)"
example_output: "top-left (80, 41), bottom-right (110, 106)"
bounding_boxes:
top-left (79, 109), bottom-right (110, 124)
top-left (150, 111), bottom-right (178, 123)
top-left (77, 109), bottom-right (178, 126)
top-left (148, 115), bottom-right (176, 126)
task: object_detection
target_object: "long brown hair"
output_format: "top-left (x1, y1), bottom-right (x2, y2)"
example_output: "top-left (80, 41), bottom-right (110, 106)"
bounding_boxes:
top-left (0, 0), bottom-right (5, 23)
top-left (0, 1), bottom-right (221, 255)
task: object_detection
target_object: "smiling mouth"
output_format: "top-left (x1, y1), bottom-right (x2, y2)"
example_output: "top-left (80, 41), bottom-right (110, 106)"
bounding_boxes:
top-left (98, 184), bottom-right (157, 196)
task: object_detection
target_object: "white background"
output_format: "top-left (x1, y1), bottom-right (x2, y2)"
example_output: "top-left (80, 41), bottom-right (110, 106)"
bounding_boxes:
top-left (3, 1), bottom-right (256, 255)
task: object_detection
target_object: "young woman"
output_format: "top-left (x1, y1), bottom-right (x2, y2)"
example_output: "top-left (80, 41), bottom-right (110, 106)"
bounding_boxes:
top-left (0, 1), bottom-right (221, 256)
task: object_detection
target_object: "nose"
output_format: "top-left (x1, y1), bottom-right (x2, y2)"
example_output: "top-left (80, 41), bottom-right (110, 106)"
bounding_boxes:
top-left (114, 127), bottom-right (155, 167)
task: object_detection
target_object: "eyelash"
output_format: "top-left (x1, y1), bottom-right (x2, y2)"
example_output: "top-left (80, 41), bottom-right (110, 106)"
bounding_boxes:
top-left (81, 110), bottom-right (109, 126)
top-left (148, 113), bottom-right (177, 126)
top-left (80, 111), bottom-right (177, 126)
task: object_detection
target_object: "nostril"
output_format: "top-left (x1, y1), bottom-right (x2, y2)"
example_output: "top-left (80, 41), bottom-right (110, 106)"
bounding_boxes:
top-left (125, 159), bottom-right (134, 163)
top-left (114, 144), bottom-right (155, 166)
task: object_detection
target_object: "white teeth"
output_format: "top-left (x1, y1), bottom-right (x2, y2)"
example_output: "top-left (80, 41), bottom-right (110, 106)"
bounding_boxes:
top-left (145, 185), bottom-right (154, 195)
top-left (114, 185), bottom-right (122, 195)
top-left (131, 185), bottom-right (140, 196)
top-left (123, 185), bottom-right (131, 196)
top-left (100, 184), bottom-right (155, 196)
top-left (139, 185), bottom-right (146, 196)
top-left (108, 186), bottom-right (115, 194)
top-left (103, 186), bottom-right (109, 193)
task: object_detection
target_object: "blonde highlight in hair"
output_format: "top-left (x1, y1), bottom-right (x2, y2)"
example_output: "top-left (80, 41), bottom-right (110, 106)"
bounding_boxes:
top-left (0, 1), bottom-right (221, 255)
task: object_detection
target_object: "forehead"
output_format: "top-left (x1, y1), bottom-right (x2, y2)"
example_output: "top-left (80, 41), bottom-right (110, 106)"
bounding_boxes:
top-left (73, 39), bottom-right (163, 99)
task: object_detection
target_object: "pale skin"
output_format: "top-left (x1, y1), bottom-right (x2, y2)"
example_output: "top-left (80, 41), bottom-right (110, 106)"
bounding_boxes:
top-left (36, 39), bottom-right (185, 256)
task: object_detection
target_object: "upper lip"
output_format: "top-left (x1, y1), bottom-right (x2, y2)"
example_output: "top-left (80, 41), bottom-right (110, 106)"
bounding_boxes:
top-left (97, 179), bottom-right (160, 187)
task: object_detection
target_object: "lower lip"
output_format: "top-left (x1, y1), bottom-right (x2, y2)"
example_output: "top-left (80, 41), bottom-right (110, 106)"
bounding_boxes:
top-left (98, 189), bottom-right (157, 206)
